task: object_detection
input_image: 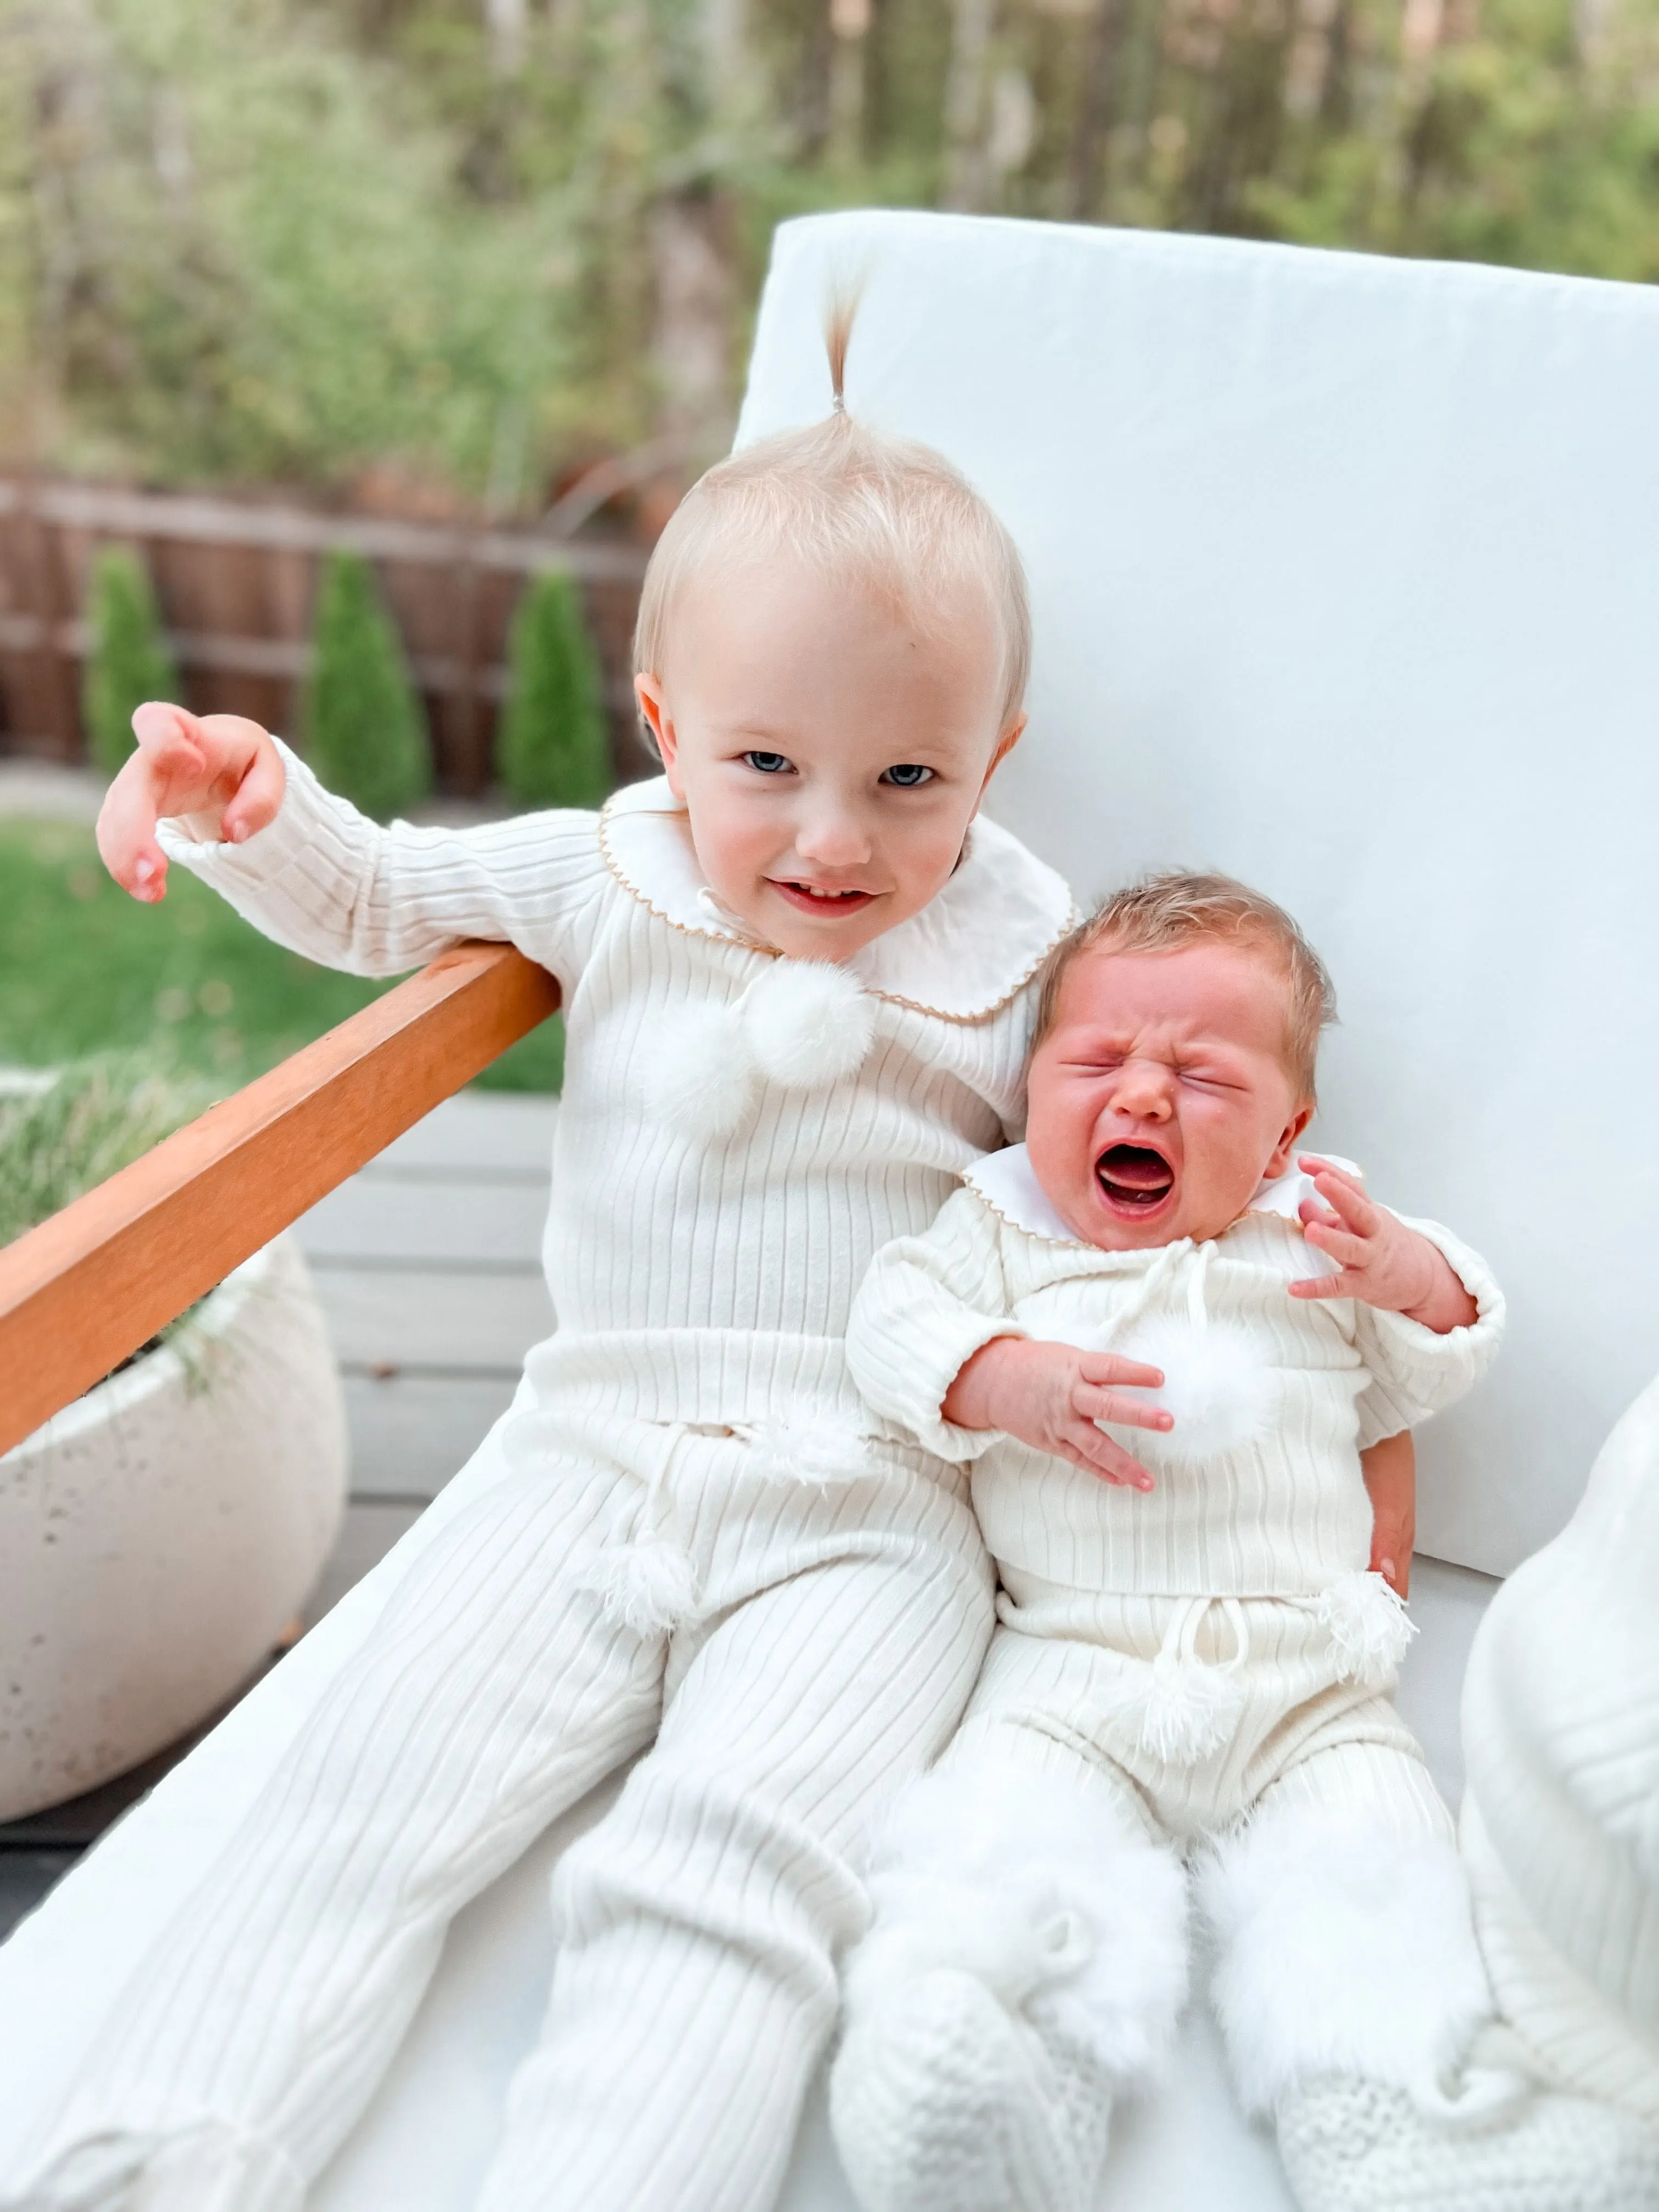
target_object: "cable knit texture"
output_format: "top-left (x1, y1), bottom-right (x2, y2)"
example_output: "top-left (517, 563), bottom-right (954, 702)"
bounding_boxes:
top-left (1276, 2075), bottom-right (1659, 2211)
top-left (9, 759), bottom-right (1073, 2212)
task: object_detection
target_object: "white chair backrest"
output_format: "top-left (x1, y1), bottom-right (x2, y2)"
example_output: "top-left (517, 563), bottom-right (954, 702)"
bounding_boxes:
top-left (737, 208), bottom-right (1659, 1576)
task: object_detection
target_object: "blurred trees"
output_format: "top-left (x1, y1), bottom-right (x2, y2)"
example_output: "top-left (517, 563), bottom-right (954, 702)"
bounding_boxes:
top-left (303, 549), bottom-right (432, 817)
top-left (1, 0), bottom-right (1655, 504)
top-left (81, 545), bottom-right (178, 774)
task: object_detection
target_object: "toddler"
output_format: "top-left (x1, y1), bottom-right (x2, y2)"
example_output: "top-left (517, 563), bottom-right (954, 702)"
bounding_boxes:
top-left (7, 343), bottom-right (1104, 2212)
top-left (828, 873), bottom-right (1659, 2212)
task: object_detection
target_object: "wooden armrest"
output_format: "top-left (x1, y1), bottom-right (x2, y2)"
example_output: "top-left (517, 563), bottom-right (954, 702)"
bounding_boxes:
top-left (0, 943), bottom-right (560, 1459)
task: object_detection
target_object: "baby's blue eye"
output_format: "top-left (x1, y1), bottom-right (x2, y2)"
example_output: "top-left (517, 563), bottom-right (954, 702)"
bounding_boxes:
top-left (742, 751), bottom-right (793, 775)
top-left (881, 764), bottom-right (934, 788)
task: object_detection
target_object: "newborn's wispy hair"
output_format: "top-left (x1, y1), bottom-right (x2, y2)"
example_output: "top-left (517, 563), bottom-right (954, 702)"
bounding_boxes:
top-left (633, 292), bottom-right (1030, 733)
top-left (1034, 871), bottom-right (1338, 1101)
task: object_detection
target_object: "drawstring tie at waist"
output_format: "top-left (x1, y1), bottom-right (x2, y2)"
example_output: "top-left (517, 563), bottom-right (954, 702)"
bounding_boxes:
top-left (1100, 1573), bottom-right (1417, 1767)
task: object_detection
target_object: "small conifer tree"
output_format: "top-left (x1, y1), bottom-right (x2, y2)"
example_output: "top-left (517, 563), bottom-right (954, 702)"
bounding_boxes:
top-left (496, 570), bottom-right (612, 810)
top-left (82, 546), bottom-right (180, 777)
top-left (303, 550), bottom-right (431, 821)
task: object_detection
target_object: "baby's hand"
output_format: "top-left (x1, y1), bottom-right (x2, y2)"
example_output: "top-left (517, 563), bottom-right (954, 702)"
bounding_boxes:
top-left (1290, 1157), bottom-right (1477, 1334)
top-left (97, 702), bottom-right (285, 902)
top-left (943, 1337), bottom-right (1170, 1491)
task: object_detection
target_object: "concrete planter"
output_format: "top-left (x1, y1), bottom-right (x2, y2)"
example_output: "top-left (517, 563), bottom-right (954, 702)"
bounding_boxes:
top-left (0, 1235), bottom-right (347, 1821)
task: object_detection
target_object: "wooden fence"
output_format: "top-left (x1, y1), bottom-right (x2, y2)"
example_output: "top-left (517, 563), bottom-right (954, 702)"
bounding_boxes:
top-left (0, 478), bottom-right (653, 794)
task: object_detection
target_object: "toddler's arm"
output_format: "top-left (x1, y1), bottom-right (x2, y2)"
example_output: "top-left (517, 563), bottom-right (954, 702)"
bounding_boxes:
top-left (1289, 1155), bottom-right (1505, 1439)
top-left (848, 1187), bottom-right (1166, 1488)
top-left (97, 703), bottom-right (608, 986)
top-left (1359, 1430), bottom-right (1415, 1597)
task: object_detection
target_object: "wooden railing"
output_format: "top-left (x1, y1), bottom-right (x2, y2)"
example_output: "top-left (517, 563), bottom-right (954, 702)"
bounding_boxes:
top-left (0, 944), bottom-right (560, 1459)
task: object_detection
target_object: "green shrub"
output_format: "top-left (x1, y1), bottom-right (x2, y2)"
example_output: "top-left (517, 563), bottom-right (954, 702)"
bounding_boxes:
top-left (496, 570), bottom-right (612, 810)
top-left (81, 547), bottom-right (180, 777)
top-left (302, 550), bottom-right (431, 821)
top-left (0, 1054), bottom-right (216, 1251)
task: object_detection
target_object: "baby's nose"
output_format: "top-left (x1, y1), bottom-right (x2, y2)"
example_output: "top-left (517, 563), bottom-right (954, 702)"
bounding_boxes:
top-left (1113, 1063), bottom-right (1175, 1118)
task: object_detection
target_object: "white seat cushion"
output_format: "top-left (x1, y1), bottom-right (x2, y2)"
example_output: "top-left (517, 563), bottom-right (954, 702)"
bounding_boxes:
top-left (740, 210), bottom-right (1659, 1578)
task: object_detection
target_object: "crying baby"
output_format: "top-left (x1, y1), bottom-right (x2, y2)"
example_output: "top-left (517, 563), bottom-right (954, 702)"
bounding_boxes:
top-left (828, 870), bottom-right (1530, 2212)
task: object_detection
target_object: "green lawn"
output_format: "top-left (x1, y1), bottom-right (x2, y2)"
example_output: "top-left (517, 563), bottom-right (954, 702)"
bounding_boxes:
top-left (0, 818), bottom-right (563, 1093)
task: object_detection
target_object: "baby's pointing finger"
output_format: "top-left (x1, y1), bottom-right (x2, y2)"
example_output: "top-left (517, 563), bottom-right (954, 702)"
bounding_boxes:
top-left (1288, 1269), bottom-right (1361, 1302)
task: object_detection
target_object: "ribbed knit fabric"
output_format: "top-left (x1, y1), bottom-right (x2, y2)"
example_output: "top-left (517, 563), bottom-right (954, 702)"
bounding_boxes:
top-left (831, 1149), bottom-right (1509, 2212)
top-left (15, 1420), bottom-right (993, 2212)
top-left (8, 758), bottom-right (1072, 2212)
top-left (848, 1160), bottom-right (1503, 1598)
top-left (1459, 1370), bottom-right (1659, 2125)
top-left (953, 1589), bottom-right (1446, 1842)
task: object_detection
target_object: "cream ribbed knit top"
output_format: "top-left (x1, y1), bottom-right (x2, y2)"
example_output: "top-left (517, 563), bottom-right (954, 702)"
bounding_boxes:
top-left (847, 1145), bottom-right (1504, 1596)
top-left (158, 748), bottom-right (1076, 1429)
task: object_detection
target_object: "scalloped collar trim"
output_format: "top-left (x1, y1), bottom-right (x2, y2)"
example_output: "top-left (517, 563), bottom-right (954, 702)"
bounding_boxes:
top-left (964, 1143), bottom-right (1359, 1252)
top-left (599, 776), bottom-right (1076, 1022)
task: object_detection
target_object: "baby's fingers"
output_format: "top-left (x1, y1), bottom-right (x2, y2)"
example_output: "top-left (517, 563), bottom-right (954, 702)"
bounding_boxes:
top-left (1301, 1219), bottom-right (1369, 1271)
top-left (1073, 1382), bottom-right (1172, 1435)
top-left (1300, 1159), bottom-right (1379, 1235)
top-left (1077, 1353), bottom-right (1165, 1391)
top-left (1288, 1268), bottom-right (1364, 1302)
top-left (1061, 1420), bottom-right (1155, 1492)
top-left (96, 747), bottom-right (179, 901)
top-left (216, 723), bottom-right (285, 843)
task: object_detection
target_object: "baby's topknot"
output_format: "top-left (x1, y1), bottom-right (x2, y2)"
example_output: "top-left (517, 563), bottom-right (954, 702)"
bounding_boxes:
top-left (825, 283), bottom-right (856, 415)
top-left (634, 292), bottom-right (1030, 732)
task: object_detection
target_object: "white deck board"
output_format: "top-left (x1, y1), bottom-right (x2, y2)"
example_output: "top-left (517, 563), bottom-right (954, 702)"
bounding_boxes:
top-left (296, 1178), bottom-right (549, 1267)
top-left (370, 1093), bottom-right (557, 1174)
top-left (313, 1265), bottom-right (554, 1375)
top-left (341, 1375), bottom-right (520, 1500)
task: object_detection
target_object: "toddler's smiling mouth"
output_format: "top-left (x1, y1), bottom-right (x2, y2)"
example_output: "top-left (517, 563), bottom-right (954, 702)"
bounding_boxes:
top-left (768, 878), bottom-right (879, 915)
top-left (1095, 1143), bottom-right (1176, 1214)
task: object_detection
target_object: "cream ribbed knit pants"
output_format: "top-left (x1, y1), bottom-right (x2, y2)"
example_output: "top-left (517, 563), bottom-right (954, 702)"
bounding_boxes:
top-left (15, 1404), bottom-right (992, 2212)
top-left (831, 1586), bottom-right (1485, 2212)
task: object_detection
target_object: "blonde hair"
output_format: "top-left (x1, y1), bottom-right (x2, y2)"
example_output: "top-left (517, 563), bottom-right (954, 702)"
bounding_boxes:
top-left (1033, 870), bottom-right (1338, 1100)
top-left (633, 297), bottom-right (1031, 732)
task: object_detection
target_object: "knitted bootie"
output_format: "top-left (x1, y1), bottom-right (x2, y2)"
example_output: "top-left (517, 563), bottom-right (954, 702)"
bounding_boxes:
top-left (1276, 2074), bottom-right (1659, 2212)
top-left (11, 2123), bottom-right (303, 2212)
top-left (828, 1965), bottom-right (1113, 2212)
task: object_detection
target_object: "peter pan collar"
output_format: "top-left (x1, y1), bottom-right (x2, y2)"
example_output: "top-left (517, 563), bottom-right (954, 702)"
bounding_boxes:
top-left (598, 776), bottom-right (1076, 1022)
top-left (964, 1143), bottom-right (1360, 1250)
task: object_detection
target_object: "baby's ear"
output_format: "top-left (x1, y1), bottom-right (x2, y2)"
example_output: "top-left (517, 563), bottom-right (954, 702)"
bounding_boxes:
top-left (1264, 1098), bottom-right (1317, 1181)
top-left (634, 674), bottom-right (673, 774)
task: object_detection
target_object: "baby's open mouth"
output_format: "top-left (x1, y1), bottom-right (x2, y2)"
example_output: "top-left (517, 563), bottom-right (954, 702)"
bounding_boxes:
top-left (1096, 1143), bottom-right (1176, 1211)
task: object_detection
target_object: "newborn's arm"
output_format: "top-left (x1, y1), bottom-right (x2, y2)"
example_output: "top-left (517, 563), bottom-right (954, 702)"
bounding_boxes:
top-left (848, 1187), bottom-right (1165, 1487)
top-left (1360, 1430), bottom-right (1415, 1598)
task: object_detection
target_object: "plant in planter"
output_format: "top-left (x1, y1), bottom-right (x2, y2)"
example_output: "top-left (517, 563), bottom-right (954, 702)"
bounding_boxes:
top-left (0, 1057), bottom-right (349, 1821)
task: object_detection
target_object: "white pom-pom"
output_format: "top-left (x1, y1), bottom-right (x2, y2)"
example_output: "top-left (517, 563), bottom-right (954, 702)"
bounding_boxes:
top-left (579, 1537), bottom-right (699, 1635)
top-left (641, 1002), bottom-right (757, 1139)
top-left (1103, 1651), bottom-right (1248, 1764)
top-left (1317, 1569), bottom-right (1416, 1682)
top-left (749, 1414), bottom-right (871, 1486)
top-left (741, 960), bottom-right (876, 1089)
top-left (1100, 1316), bottom-right (1280, 1469)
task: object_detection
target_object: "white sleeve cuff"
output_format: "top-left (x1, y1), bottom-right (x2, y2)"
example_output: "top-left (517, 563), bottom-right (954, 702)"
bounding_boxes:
top-left (1354, 1214), bottom-right (1505, 1448)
